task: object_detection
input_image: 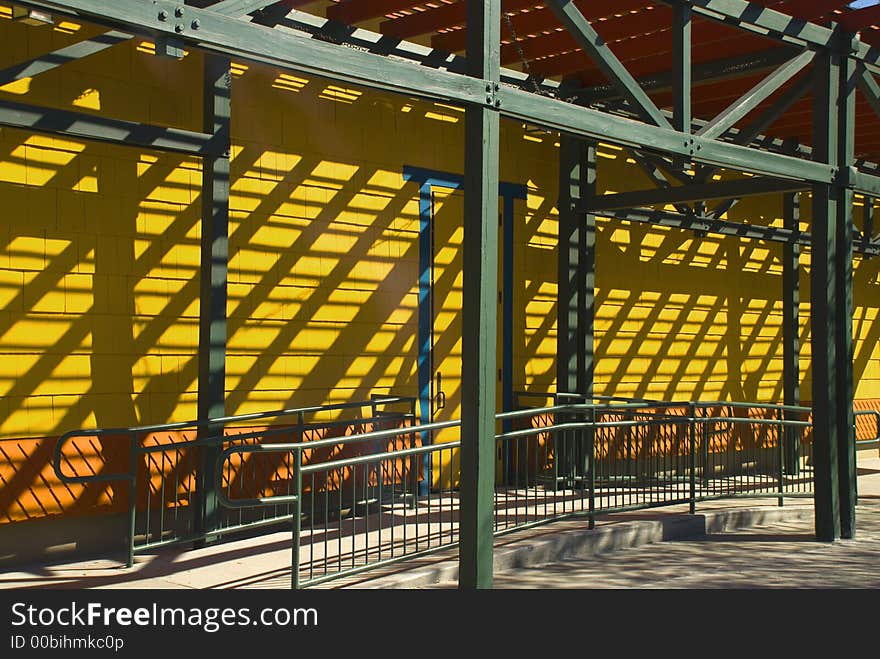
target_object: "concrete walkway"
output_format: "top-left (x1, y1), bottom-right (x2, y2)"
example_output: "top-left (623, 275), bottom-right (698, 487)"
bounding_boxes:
top-left (2, 454), bottom-right (878, 589)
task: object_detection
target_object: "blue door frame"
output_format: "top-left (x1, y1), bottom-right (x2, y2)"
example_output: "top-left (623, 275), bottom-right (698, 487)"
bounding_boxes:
top-left (403, 165), bottom-right (527, 493)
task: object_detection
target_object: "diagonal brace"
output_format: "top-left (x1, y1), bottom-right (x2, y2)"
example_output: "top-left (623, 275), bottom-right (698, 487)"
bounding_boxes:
top-left (545, 0), bottom-right (672, 128)
top-left (698, 49), bottom-right (815, 140)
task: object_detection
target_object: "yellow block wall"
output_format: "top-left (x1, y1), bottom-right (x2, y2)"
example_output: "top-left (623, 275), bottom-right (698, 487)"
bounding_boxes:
top-left (0, 15), bottom-right (878, 524)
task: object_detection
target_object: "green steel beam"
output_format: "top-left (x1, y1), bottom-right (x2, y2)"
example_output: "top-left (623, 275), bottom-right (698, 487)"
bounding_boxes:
top-left (499, 86), bottom-right (835, 183)
top-left (849, 169), bottom-right (880, 197)
top-left (697, 49), bottom-right (815, 141)
top-left (698, 63), bottom-right (812, 218)
top-left (0, 97), bottom-right (221, 155)
top-left (628, 150), bottom-right (694, 215)
top-left (17, 0), bottom-right (489, 106)
top-left (731, 72), bottom-right (812, 146)
top-left (810, 47), bottom-right (842, 543)
top-left (581, 176), bottom-right (808, 212)
top-left (836, 49), bottom-right (857, 540)
top-left (208, 0), bottom-right (284, 16)
top-left (15, 1), bottom-right (842, 184)
top-left (856, 66), bottom-right (880, 120)
top-left (278, 8), bottom-right (564, 96)
top-left (663, 1), bottom-right (880, 73)
top-left (195, 54), bottom-right (231, 547)
top-left (865, 197), bottom-right (876, 255)
top-left (665, 0), bottom-right (835, 50)
top-left (782, 190), bottom-right (801, 473)
top-left (459, 0), bottom-right (500, 592)
top-left (595, 205), bottom-right (880, 256)
top-left (545, 0), bottom-right (671, 128)
top-left (601, 206), bottom-right (806, 244)
top-left (631, 151), bottom-right (694, 186)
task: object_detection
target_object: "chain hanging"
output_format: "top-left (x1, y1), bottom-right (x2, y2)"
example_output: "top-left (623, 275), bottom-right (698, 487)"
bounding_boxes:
top-left (502, 10), bottom-right (546, 97)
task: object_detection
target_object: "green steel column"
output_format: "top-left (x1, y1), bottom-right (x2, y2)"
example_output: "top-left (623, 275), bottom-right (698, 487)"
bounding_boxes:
top-left (810, 46), bottom-right (841, 542)
top-left (782, 189), bottom-right (801, 474)
top-left (579, 141), bottom-right (596, 398)
top-left (459, 0), bottom-right (500, 590)
top-left (195, 54), bottom-right (231, 545)
top-left (557, 137), bottom-right (595, 486)
top-left (673, 1), bottom-right (692, 135)
top-left (836, 42), bottom-right (857, 539)
top-left (557, 135), bottom-right (580, 395)
top-left (557, 138), bottom-right (595, 395)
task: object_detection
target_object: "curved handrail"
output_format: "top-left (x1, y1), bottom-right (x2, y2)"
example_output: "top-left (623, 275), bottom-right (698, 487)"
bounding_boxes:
top-left (52, 395), bottom-right (416, 485)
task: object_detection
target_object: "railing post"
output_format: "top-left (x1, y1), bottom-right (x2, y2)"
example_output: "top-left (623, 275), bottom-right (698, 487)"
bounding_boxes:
top-left (701, 408), bottom-right (710, 488)
top-left (127, 432), bottom-right (137, 568)
top-left (778, 408), bottom-right (785, 507)
top-left (409, 448), bottom-right (419, 510)
top-left (588, 406), bottom-right (596, 530)
top-left (292, 447), bottom-right (302, 590)
top-left (853, 415), bottom-right (859, 505)
top-left (689, 403), bottom-right (696, 514)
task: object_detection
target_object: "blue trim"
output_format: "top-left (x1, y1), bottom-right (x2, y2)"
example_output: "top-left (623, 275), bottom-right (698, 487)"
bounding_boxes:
top-left (403, 165), bottom-right (464, 191)
top-left (417, 182), bottom-right (433, 433)
top-left (405, 165), bottom-right (527, 492)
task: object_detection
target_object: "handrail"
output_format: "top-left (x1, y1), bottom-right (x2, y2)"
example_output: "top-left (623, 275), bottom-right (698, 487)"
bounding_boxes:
top-left (52, 395), bottom-right (416, 485)
top-left (216, 403), bottom-right (817, 508)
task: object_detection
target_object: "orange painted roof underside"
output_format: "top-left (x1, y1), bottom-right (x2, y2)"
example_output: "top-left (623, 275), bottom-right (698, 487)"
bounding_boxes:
top-left (286, 1), bottom-right (880, 162)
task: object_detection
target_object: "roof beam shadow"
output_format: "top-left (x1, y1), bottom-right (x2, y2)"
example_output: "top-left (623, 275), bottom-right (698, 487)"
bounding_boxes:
top-left (0, 29), bottom-right (132, 87)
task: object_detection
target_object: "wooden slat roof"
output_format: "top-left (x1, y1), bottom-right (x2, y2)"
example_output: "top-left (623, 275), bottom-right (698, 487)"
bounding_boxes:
top-left (289, 1), bottom-right (880, 161)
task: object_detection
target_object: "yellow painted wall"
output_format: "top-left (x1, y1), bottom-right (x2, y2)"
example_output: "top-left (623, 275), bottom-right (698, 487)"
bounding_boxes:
top-left (0, 13), bottom-right (878, 523)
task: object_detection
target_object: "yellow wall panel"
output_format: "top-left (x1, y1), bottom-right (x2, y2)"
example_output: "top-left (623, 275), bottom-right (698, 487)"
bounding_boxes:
top-left (0, 14), bottom-right (877, 457)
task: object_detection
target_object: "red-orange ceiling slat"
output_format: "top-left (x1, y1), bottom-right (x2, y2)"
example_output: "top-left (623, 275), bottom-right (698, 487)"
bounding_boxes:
top-left (836, 6), bottom-right (880, 31)
top-left (326, 0), bottom-right (426, 24)
top-left (651, 71), bottom-right (805, 112)
top-left (380, 0), bottom-right (523, 39)
top-left (535, 20), bottom-right (777, 79)
top-left (433, 7), bottom-right (558, 53)
top-left (777, 0), bottom-right (856, 21)
top-left (430, 1), bottom-right (649, 53)
top-left (497, 6), bottom-right (672, 66)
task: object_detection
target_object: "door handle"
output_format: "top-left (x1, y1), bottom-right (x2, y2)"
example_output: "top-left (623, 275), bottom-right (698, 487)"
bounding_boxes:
top-left (435, 372), bottom-right (446, 410)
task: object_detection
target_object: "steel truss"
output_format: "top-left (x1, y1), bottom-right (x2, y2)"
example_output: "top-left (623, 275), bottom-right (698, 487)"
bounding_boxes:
top-left (4, 0), bottom-right (880, 584)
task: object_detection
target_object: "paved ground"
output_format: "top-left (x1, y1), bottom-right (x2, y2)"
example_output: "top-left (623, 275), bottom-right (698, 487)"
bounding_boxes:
top-left (489, 498), bottom-right (880, 589)
top-left (2, 454), bottom-right (878, 589)
top-left (487, 455), bottom-right (880, 589)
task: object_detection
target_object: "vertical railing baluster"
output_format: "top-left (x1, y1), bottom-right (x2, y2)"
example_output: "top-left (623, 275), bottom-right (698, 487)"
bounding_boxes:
top-left (588, 407), bottom-right (595, 530)
top-left (128, 433), bottom-right (137, 567)
top-left (778, 408), bottom-right (785, 506)
top-left (689, 403), bottom-right (696, 514)
top-left (292, 447), bottom-right (302, 590)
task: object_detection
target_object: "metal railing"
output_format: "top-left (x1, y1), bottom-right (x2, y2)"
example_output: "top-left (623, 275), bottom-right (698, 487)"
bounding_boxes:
top-left (52, 394), bottom-right (416, 566)
top-left (215, 398), bottom-right (838, 589)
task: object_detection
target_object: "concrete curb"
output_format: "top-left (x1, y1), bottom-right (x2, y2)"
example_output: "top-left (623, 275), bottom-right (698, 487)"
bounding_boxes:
top-left (350, 504), bottom-right (814, 589)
